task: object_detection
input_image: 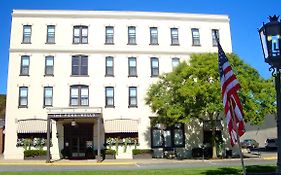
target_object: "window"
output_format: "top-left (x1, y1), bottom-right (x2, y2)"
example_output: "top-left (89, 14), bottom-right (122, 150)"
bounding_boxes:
top-left (163, 130), bottom-right (172, 147)
top-left (105, 56), bottom-right (114, 76)
top-left (20, 55), bottom-right (30, 76)
top-left (22, 25), bottom-right (31, 43)
top-left (172, 57), bottom-right (180, 70)
top-left (19, 87), bottom-right (28, 107)
top-left (105, 26), bottom-right (114, 44)
top-left (151, 123), bottom-right (184, 148)
top-left (70, 85), bottom-right (89, 106)
top-left (150, 27), bottom-right (158, 45)
top-left (44, 87), bottom-right (53, 107)
top-left (129, 87), bottom-right (137, 107)
top-left (152, 128), bottom-right (162, 147)
top-left (72, 55), bottom-right (88, 76)
top-left (192, 28), bottom-right (201, 46)
top-left (45, 56), bottom-right (54, 76)
top-left (128, 26), bottom-right (136, 45)
top-left (173, 124), bottom-right (184, 147)
top-left (150, 57), bottom-right (159, 77)
top-left (212, 29), bottom-right (220, 46)
top-left (105, 87), bottom-right (114, 107)
top-left (46, 25), bottom-right (55, 44)
top-left (128, 57), bottom-right (137, 77)
top-left (171, 28), bottom-right (179, 45)
top-left (73, 26), bottom-right (88, 44)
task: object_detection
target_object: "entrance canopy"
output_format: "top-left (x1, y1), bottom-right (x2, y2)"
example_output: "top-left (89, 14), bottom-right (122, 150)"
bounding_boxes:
top-left (17, 119), bottom-right (49, 133)
top-left (104, 119), bottom-right (139, 133)
top-left (46, 107), bottom-right (103, 163)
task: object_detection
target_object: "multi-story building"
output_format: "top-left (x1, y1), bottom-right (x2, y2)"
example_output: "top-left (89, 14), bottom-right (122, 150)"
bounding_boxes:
top-left (5, 10), bottom-right (232, 160)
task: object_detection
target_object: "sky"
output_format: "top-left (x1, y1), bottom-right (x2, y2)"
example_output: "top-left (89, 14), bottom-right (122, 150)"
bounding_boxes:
top-left (0, 0), bottom-right (280, 94)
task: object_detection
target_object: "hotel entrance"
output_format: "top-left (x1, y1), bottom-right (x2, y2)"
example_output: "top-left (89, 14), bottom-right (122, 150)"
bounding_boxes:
top-left (46, 107), bottom-right (103, 163)
top-left (64, 123), bottom-right (94, 159)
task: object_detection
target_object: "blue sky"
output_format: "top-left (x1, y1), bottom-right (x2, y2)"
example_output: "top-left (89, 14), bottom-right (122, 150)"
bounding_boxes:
top-left (0, 0), bottom-right (280, 94)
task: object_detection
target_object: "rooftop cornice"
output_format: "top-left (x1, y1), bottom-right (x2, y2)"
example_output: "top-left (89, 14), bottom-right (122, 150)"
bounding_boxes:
top-left (12, 9), bottom-right (229, 22)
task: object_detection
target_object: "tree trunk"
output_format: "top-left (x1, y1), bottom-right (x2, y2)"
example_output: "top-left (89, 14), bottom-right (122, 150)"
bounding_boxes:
top-left (210, 114), bottom-right (217, 159)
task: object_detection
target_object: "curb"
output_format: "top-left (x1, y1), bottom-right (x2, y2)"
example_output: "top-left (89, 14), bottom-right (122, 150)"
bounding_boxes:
top-left (0, 162), bottom-right (136, 166)
top-left (262, 156), bottom-right (277, 160)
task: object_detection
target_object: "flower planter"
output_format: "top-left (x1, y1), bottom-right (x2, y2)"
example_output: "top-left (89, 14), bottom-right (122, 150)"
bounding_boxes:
top-left (105, 154), bottom-right (116, 159)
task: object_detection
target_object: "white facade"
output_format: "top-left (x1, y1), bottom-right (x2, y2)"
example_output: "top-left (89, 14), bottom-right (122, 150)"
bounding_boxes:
top-left (5, 10), bottom-right (232, 160)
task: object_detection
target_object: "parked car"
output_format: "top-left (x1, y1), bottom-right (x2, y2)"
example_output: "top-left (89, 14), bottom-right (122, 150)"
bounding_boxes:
top-left (241, 139), bottom-right (259, 149)
top-left (265, 138), bottom-right (278, 150)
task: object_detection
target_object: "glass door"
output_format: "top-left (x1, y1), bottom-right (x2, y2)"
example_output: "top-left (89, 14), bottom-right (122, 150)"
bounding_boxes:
top-left (70, 137), bottom-right (87, 158)
top-left (64, 123), bottom-right (93, 159)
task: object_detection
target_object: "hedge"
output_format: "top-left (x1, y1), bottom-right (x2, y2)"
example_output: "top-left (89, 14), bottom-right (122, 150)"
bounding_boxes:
top-left (105, 149), bottom-right (116, 155)
top-left (132, 149), bottom-right (152, 155)
top-left (24, 150), bottom-right (47, 157)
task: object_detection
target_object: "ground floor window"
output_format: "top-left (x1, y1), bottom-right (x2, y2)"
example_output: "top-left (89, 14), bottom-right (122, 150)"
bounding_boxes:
top-left (151, 123), bottom-right (185, 148)
top-left (16, 133), bottom-right (50, 147)
top-left (105, 133), bottom-right (138, 148)
top-left (16, 119), bottom-right (50, 148)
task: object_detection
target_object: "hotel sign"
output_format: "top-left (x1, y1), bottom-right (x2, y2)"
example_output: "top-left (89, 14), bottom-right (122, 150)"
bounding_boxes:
top-left (47, 107), bottom-right (102, 119)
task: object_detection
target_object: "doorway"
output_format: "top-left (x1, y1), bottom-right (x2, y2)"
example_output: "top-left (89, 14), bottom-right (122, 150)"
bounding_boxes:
top-left (64, 123), bottom-right (93, 159)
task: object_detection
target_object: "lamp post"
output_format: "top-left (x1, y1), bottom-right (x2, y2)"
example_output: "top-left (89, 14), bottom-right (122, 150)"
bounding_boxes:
top-left (258, 15), bottom-right (281, 174)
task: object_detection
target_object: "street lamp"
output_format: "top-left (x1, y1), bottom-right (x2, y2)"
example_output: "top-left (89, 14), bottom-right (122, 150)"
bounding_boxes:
top-left (259, 15), bottom-right (281, 174)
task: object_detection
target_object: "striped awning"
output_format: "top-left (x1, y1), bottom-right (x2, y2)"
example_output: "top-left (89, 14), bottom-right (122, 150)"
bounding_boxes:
top-left (104, 119), bottom-right (138, 133)
top-left (17, 119), bottom-right (49, 133)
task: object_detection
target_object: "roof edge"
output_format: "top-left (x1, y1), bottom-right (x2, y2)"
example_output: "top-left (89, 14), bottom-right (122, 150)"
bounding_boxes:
top-left (12, 9), bottom-right (229, 22)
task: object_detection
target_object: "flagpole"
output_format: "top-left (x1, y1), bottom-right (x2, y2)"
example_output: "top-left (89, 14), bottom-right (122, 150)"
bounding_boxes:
top-left (229, 98), bottom-right (246, 175)
top-left (215, 33), bottom-right (246, 174)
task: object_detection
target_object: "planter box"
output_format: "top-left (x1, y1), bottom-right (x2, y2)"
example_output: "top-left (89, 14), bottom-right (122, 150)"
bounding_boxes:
top-left (133, 153), bottom-right (152, 159)
top-left (24, 155), bottom-right (47, 160)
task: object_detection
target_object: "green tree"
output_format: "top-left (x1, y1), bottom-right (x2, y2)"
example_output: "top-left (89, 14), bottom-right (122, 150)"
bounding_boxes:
top-left (145, 53), bottom-right (275, 158)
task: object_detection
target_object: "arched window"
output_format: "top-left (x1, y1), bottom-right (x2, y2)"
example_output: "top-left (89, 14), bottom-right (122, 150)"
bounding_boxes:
top-left (72, 55), bottom-right (88, 76)
top-left (70, 85), bottom-right (89, 106)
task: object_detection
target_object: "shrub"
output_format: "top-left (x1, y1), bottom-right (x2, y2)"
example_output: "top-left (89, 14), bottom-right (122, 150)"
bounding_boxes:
top-left (132, 149), bottom-right (152, 155)
top-left (105, 149), bottom-right (116, 155)
top-left (24, 150), bottom-right (47, 157)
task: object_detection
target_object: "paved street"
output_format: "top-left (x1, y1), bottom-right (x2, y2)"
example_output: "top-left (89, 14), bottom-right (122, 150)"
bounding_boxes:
top-left (0, 152), bottom-right (277, 172)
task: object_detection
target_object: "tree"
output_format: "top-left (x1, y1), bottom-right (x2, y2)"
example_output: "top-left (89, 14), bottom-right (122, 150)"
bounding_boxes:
top-left (0, 94), bottom-right (6, 118)
top-left (145, 53), bottom-right (275, 158)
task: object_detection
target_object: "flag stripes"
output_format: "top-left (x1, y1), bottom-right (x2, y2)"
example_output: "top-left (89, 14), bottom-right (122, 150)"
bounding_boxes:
top-left (218, 43), bottom-right (245, 146)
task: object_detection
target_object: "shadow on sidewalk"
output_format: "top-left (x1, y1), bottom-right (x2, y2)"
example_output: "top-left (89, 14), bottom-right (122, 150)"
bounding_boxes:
top-left (201, 165), bottom-right (276, 175)
top-left (202, 167), bottom-right (241, 175)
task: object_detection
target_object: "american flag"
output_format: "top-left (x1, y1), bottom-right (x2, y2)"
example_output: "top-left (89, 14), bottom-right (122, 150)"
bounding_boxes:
top-left (218, 42), bottom-right (245, 146)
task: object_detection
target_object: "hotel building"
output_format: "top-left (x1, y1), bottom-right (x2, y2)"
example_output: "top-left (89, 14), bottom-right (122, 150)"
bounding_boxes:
top-left (5, 10), bottom-right (232, 160)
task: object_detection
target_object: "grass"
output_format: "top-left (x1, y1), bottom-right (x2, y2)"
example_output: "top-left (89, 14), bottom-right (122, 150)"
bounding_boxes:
top-left (0, 165), bottom-right (277, 175)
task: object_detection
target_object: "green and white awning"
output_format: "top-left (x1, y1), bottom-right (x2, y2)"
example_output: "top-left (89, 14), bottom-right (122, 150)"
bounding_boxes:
top-left (104, 119), bottom-right (139, 133)
top-left (17, 119), bottom-right (49, 133)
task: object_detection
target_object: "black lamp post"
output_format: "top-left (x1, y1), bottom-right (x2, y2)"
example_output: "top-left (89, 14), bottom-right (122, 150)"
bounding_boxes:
top-left (259, 15), bottom-right (281, 174)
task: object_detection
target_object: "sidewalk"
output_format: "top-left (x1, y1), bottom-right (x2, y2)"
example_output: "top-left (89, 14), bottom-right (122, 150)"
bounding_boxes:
top-left (0, 154), bottom-right (277, 166)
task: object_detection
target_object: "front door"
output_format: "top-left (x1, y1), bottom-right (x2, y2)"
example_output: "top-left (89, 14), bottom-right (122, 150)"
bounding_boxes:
top-left (64, 123), bottom-right (93, 159)
top-left (71, 137), bottom-right (86, 158)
